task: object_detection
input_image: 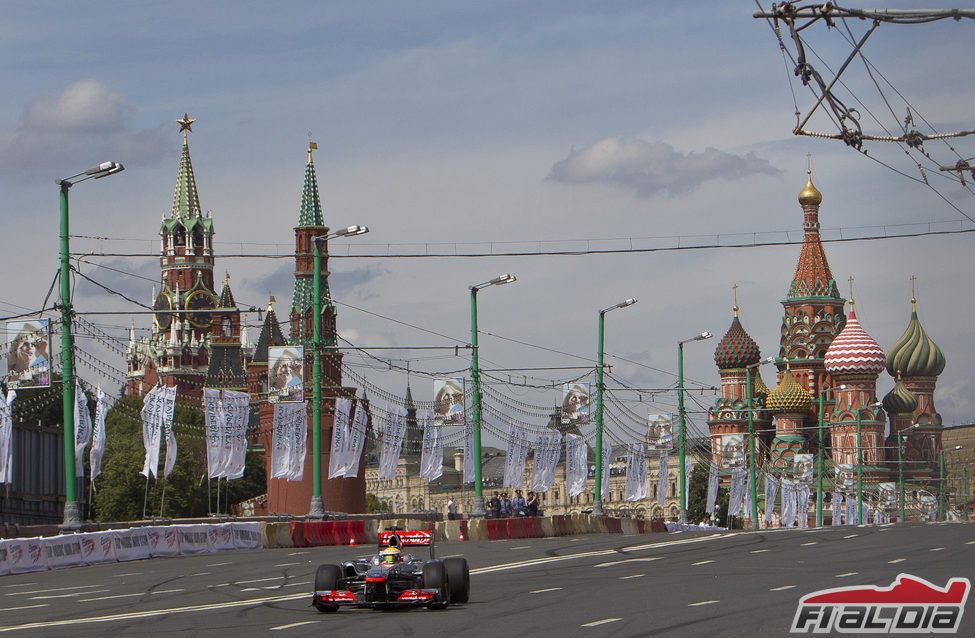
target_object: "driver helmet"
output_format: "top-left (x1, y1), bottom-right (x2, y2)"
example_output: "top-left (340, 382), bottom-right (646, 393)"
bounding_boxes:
top-left (380, 547), bottom-right (402, 565)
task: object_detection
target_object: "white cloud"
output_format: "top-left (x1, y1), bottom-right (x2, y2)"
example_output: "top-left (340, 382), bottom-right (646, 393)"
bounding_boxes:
top-left (548, 136), bottom-right (781, 197)
top-left (22, 79), bottom-right (130, 133)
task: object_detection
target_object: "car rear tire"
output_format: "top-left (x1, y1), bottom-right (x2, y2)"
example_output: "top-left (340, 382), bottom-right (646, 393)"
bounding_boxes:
top-left (444, 557), bottom-right (470, 604)
top-left (422, 560), bottom-right (449, 609)
top-left (314, 564), bottom-right (342, 613)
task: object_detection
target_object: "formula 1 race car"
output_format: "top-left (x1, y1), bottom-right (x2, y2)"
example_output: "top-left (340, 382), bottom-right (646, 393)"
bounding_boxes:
top-left (312, 528), bottom-right (470, 612)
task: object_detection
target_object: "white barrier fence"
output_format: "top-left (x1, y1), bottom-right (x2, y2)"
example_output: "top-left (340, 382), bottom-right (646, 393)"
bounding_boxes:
top-left (0, 522), bottom-right (262, 575)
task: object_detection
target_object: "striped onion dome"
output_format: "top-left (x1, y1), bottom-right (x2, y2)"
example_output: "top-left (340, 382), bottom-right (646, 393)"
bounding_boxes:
top-left (885, 301), bottom-right (946, 378)
top-left (714, 311), bottom-right (761, 370)
top-left (766, 367), bottom-right (811, 413)
top-left (882, 373), bottom-right (918, 415)
top-left (824, 305), bottom-right (885, 376)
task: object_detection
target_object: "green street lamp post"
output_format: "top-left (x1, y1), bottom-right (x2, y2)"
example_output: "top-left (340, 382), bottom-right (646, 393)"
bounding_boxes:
top-left (677, 331), bottom-right (712, 524)
top-left (592, 298), bottom-right (637, 518)
top-left (57, 161), bottom-right (124, 532)
top-left (469, 274), bottom-right (516, 518)
top-left (308, 225), bottom-right (368, 519)
top-left (815, 384), bottom-right (846, 526)
top-left (897, 422), bottom-right (920, 523)
top-left (745, 356), bottom-right (774, 530)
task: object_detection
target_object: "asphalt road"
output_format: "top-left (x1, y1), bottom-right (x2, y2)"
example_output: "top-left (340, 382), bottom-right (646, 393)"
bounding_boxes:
top-left (0, 521), bottom-right (972, 637)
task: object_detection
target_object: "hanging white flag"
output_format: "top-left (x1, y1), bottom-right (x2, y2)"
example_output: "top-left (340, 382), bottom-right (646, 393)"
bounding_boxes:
top-left (684, 461), bottom-right (696, 510)
top-left (764, 474), bottom-right (779, 524)
top-left (657, 453), bottom-right (669, 507)
top-left (220, 390), bottom-right (250, 480)
top-left (270, 402), bottom-right (293, 479)
top-left (161, 386), bottom-right (178, 478)
top-left (462, 417), bottom-right (475, 483)
top-left (832, 492), bottom-right (844, 526)
top-left (90, 386), bottom-right (108, 483)
top-left (846, 494), bottom-right (858, 526)
top-left (728, 468), bottom-right (746, 516)
top-left (0, 391), bottom-right (15, 484)
top-left (744, 469), bottom-right (753, 519)
top-left (74, 380), bottom-right (93, 477)
top-left (781, 478), bottom-right (797, 527)
top-left (203, 388), bottom-right (224, 479)
top-left (625, 444), bottom-right (647, 501)
top-left (378, 404), bottom-right (408, 480)
top-left (530, 430), bottom-right (561, 493)
top-left (705, 461), bottom-right (719, 514)
top-left (328, 398), bottom-right (352, 479)
top-left (797, 483), bottom-right (811, 528)
top-left (503, 420), bottom-right (530, 489)
top-left (565, 434), bottom-right (587, 498)
top-left (343, 400), bottom-right (367, 478)
top-left (140, 387), bottom-right (163, 478)
top-left (601, 443), bottom-right (613, 501)
top-left (419, 410), bottom-right (443, 481)
top-left (287, 402), bottom-right (308, 481)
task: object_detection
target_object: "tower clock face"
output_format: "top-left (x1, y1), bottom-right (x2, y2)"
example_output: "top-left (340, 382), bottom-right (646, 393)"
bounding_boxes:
top-left (154, 293), bottom-right (173, 331)
top-left (185, 290), bottom-right (216, 329)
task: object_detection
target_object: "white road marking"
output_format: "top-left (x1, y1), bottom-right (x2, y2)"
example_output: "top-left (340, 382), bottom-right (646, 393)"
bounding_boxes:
top-left (207, 562), bottom-right (232, 567)
top-left (286, 551), bottom-right (310, 556)
top-left (750, 549), bottom-right (769, 554)
top-left (770, 585), bottom-right (796, 591)
top-left (620, 574), bottom-right (645, 580)
top-left (79, 593), bottom-right (142, 603)
top-left (801, 542), bottom-right (817, 546)
top-left (930, 547), bottom-right (945, 552)
top-left (582, 618), bottom-right (621, 627)
top-left (191, 572), bottom-right (210, 576)
top-left (236, 577), bottom-right (283, 585)
top-left (511, 546), bottom-right (531, 550)
top-left (595, 557), bottom-right (663, 568)
top-left (113, 572), bottom-right (142, 578)
top-left (273, 563), bottom-right (300, 567)
top-left (692, 560), bottom-right (714, 566)
top-left (530, 587), bottom-right (563, 594)
top-left (34, 590), bottom-right (110, 600)
top-left (6, 584), bottom-right (103, 596)
top-left (836, 572), bottom-right (858, 578)
top-left (283, 581), bottom-right (311, 588)
top-left (0, 605), bottom-right (47, 612)
top-left (270, 621), bottom-right (319, 631)
top-left (843, 534), bottom-right (858, 539)
top-left (689, 600), bottom-right (719, 606)
top-left (152, 589), bottom-right (184, 594)
top-left (888, 558), bottom-right (906, 564)
top-left (1, 583), bottom-right (37, 589)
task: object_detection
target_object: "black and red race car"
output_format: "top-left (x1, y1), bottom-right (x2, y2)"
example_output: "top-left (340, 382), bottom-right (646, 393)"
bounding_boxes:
top-left (312, 528), bottom-right (470, 612)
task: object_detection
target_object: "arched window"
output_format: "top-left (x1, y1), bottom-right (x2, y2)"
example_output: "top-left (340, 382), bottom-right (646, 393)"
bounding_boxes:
top-left (173, 224), bottom-right (186, 247)
top-left (222, 317), bottom-right (232, 337)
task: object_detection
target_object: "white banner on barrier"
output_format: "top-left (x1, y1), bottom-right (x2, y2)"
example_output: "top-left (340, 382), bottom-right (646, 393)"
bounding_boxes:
top-left (0, 540), bottom-right (8, 576)
top-left (79, 531), bottom-right (117, 565)
top-left (232, 522), bottom-right (263, 550)
top-left (44, 535), bottom-right (83, 570)
top-left (175, 525), bottom-right (210, 555)
top-left (113, 528), bottom-right (150, 562)
top-left (208, 524), bottom-right (235, 552)
top-left (146, 527), bottom-right (181, 557)
top-left (6, 537), bottom-right (48, 574)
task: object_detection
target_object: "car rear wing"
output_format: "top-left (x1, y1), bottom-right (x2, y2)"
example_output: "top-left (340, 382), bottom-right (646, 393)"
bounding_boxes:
top-left (379, 528), bottom-right (436, 559)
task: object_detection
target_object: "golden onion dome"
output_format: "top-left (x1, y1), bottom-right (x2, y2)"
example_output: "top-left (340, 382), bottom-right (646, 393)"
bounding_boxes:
top-left (798, 169), bottom-right (822, 207)
top-left (766, 367), bottom-right (812, 414)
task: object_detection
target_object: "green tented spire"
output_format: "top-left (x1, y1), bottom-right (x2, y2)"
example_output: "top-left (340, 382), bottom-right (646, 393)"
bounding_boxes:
top-left (297, 143), bottom-right (325, 227)
top-left (171, 114), bottom-right (202, 220)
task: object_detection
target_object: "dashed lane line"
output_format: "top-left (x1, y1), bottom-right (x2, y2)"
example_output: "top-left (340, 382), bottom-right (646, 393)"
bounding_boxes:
top-left (930, 547), bottom-right (945, 552)
top-left (270, 621), bottom-right (318, 631)
top-left (582, 618), bottom-right (621, 627)
top-left (273, 563), bottom-right (300, 567)
top-left (836, 572), bottom-right (858, 578)
top-left (843, 534), bottom-right (858, 539)
top-left (207, 562), bottom-right (232, 567)
top-left (620, 574), bottom-right (645, 580)
top-left (78, 593), bottom-right (142, 603)
top-left (801, 542), bottom-right (817, 546)
top-left (750, 549), bottom-right (769, 554)
top-left (113, 573), bottom-right (142, 578)
top-left (0, 605), bottom-right (47, 613)
top-left (594, 557), bottom-right (663, 568)
top-left (770, 586), bottom-right (796, 591)
top-left (889, 558), bottom-right (906, 564)
top-left (6, 584), bottom-right (103, 596)
top-left (511, 546), bottom-right (531, 550)
top-left (33, 590), bottom-right (110, 600)
top-left (689, 600), bottom-right (719, 607)
top-left (530, 587), bottom-right (563, 594)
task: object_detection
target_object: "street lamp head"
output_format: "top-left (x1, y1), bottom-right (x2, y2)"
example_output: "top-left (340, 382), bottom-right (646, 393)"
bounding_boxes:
top-left (680, 331), bottom-right (712, 345)
top-left (747, 356), bottom-right (776, 370)
top-left (490, 273), bottom-right (516, 286)
top-left (953, 445), bottom-right (963, 451)
top-left (620, 298), bottom-right (637, 308)
top-left (87, 161), bottom-right (124, 179)
top-left (335, 225), bottom-right (369, 237)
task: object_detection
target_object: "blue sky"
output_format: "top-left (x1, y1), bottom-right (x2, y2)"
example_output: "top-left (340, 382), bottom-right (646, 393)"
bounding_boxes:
top-left (2, 2), bottom-right (973, 440)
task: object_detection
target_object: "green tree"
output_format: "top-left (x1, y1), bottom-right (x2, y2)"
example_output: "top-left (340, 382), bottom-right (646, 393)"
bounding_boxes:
top-left (686, 462), bottom-right (730, 526)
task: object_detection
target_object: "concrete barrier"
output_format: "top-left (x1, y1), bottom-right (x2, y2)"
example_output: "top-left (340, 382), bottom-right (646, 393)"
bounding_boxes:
top-left (539, 517), bottom-right (555, 538)
top-left (465, 519), bottom-right (483, 541)
top-left (362, 519), bottom-right (379, 544)
top-left (260, 522), bottom-right (277, 549)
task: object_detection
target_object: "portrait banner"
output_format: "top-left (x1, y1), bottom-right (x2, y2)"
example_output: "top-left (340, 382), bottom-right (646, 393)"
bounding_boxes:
top-left (565, 434), bottom-right (587, 498)
top-left (530, 430), bottom-right (561, 493)
top-left (764, 474), bottom-right (779, 524)
top-left (503, 420), bottom-right (530, 489)
top-left (433, 378), bottom-right (465, 427)
top-left (5, 320), bottom-right (51, 389)
top-left (90, 387), bottom-right (109, 483)
top-left (328, 398), bottom-right (352, 480)
top-left (343, 400), bottom-right (367, 478)
top-left (419, 410), bottom-right (443, 481)
top-left (74, 380), bottom-right (93, 478)
top-left (793, 453), bottom-right (814, 483)
top-left (268, 346), bottom-right (304, 403)
top-left (0, 391), bottom-right (14, 484)
top-left (835, 464), bottom-right (854, 491)
top-left (561, 383), bottom-right (590, 425)
top-left (728, 468), bottom-right (746, 516)
top-left (719, 434), bottom-right (744, 469)
top-left (706, 461), bottom-right (719, 514)
top-left (647, 413), bottom-right (674, 451)
top-left (657, 453), bottom-right (669, 507)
